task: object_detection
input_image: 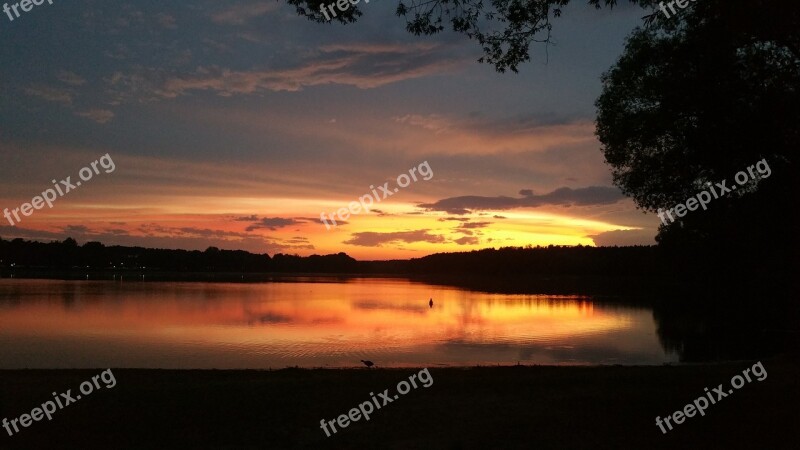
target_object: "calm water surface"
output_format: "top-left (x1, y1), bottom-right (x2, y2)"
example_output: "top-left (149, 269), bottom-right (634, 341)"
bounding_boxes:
top-left (0, 278), bottom-right (677, 368)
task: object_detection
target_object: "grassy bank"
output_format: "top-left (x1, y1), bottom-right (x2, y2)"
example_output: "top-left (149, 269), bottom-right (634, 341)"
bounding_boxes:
top-left (1, 359), bottom-right (798, 449)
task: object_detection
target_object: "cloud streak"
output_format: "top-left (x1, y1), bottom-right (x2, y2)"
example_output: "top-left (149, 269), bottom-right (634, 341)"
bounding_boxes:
top-left (210, 2), bottom-right (279, 25)
top-left (419, 187), bottom-right (627, 214)
top-left (24, 85), bottom-right (73, 104)
top-left (235, 216), bottom-right (305, 231)
top-left (156, 44), bottom-right (461, 96)
top-left (344, 230), bottom-right (446, 247)
top-left (75, 109), bottom-right (115, 124)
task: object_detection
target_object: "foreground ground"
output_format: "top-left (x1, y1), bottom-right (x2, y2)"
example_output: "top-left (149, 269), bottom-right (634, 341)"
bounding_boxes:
top-left (1, 359), bottom-right (798, 449)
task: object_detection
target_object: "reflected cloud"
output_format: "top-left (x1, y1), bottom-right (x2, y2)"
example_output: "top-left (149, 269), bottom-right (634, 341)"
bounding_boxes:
top-left (352, 300), bottom-right (427, 314)
top-left (249, 312), bottom-right (293, 324)
top-left (0, 279), bottom-right (675, 368)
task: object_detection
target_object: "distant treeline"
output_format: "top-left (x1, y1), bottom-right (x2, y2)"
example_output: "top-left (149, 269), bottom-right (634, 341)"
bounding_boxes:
top-left (0, 237), bottom-right (792, 293)
top-left (0, 236), bottom-right (664, 274)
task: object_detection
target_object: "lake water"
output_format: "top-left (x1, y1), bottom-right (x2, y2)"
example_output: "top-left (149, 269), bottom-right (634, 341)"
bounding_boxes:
top-left (0, 278), bottom-right (678, 368)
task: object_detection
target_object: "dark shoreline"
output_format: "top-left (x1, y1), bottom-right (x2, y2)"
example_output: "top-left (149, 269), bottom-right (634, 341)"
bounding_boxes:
top-left (0, 269), bottom-right (776, 298)
top-left (0, 270), bottom-right (672, 299)
top-left (1, 359), bottom-right (798, 449)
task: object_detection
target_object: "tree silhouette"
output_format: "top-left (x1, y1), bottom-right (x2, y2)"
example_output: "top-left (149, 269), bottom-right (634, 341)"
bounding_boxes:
top-left (596, 1), bottom-right (799, 272)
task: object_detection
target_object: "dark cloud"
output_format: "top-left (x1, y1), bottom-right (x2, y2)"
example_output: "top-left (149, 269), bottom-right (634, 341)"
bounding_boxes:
top-left (177, 227), bottom-right (252, 238)
top-left (438, 217), bottom-right (471, 222)
top-left (343, 230), bottom-right (446, 247)
top-left (419, 186), bottom-right (626, 214)
top-left (238, 217), bottom-right (304, 232)
top-left (295, 216), bottom-right (349, 227)
top-left (234, 216), bottom-right (315, 232)
top-left (370, 209), bottom-right (393, 217)
top-left (64, 225), bottom-right (91, 234)
top-left (454, 236), bottom-right (479, 245)
top-left (459, 221), bottom-right (492, 229)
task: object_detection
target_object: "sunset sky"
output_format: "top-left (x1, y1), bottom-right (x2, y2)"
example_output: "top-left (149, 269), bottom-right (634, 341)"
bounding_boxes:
top-left (0, 0), bottom-right (658, 260)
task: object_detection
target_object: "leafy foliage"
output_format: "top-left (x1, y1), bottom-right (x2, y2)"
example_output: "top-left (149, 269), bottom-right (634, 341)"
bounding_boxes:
top-left (290, 0), bottom-right (659, 72)
top-left (596, 0), bottom-right (800, 250)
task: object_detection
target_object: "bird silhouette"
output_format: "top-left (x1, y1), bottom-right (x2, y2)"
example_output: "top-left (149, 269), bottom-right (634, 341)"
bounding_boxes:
top-left (429, 298), bottom-right (433, 308)
top-left (361, 360), bottom-right (375, 369)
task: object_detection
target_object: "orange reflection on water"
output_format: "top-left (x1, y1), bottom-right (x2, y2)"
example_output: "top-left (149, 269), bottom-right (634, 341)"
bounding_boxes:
top-left (0, 279), bottom-right (672, 368)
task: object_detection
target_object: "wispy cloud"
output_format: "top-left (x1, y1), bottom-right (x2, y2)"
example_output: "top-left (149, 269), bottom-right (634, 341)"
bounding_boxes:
top-left (57, 71), bottom-right (87, 86)
top-left (155, 44), bottom-right (460, 97)
top-left (75, 109), bottom-right (115, 124)
top-left (394, 114), bottom-right (453, 134)
top-left (24, 85), bottom-right (73, 104)
top-left (156, 13), bottom-right (177, 29)
top-left (211, 2), bottom-right (279, 25)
